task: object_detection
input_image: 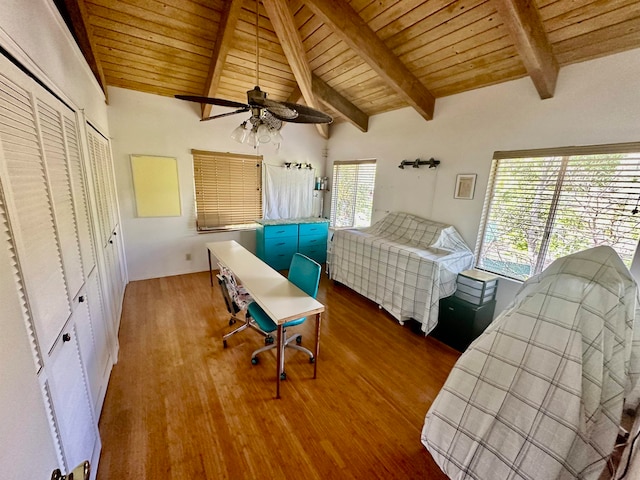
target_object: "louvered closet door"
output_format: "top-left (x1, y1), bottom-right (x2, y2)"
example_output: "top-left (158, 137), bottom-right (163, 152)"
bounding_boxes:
top-left (0, 59), bottom-right (100, 474)
top-left (47, 322), bottom-right (98, 472)
top-left (86, 269), bottom-right (110, 411)
top-left (36, 97), bottom-right (84, 300)
top-left (0, 72), bottom-right (70, 353)
top-left (87, 128), bottom-right (113, 245)
top-left (64, 113), bottom-right (95, 277)
top-left (87, 127), bottom-right (125, 325)
top-left (62, 111), bottom-right (112, 411)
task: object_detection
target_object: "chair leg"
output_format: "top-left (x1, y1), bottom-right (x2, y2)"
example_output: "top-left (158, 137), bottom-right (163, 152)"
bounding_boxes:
top-left (286, 344), bottom-right (314, 361)
top-left (250, 330), bottom-right (314, 373)
top-left (223, 315), bottom-right (270, 348)
top-left (251, 342), bottom-right (277, 363)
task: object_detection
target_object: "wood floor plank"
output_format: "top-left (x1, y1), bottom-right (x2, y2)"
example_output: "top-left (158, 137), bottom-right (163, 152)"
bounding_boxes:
top-left (96, 270), bottom-right (458, 479)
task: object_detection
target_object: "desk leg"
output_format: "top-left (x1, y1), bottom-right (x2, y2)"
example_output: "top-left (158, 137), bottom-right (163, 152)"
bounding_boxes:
top-left (276, 324), bottom-right (283, 399)
top-left (314, 312), bottom-right (321, 379)
top-left (208, 248), bottom-right (213, 287)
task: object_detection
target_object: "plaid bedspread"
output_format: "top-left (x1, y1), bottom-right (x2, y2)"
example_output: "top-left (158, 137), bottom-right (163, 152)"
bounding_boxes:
top-left (422, 246), bottom-right (640, 479)
top-left (328, 212), bottom-right (473, 333)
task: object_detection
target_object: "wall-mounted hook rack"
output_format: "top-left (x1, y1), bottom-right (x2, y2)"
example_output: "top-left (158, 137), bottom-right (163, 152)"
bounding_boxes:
top-left (398, 157), bottom-right (440, 169)
top-left (284, 162), bottom-right (313, 169)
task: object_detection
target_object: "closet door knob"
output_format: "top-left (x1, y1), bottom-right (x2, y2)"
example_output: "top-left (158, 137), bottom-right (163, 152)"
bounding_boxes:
top-left (78, 295), bottom-right (85, 303)
top-left (109, 240), bottom-right (113, 244)
top-left (62, 333), bottom-right (71, 343)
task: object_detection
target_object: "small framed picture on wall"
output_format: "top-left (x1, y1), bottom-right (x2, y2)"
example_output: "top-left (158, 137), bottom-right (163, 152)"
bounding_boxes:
top-left (454, 174), bottom-right (477, 200)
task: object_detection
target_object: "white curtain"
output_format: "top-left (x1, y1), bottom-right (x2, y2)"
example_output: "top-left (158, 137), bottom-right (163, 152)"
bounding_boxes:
top-left (263, 164), bottom-right (314, 219)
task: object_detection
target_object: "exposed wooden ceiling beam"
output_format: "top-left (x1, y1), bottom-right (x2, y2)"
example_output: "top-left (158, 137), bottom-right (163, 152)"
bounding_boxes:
top-left (202, 0), bottom-right (244, 119)
top-left (313, 75), bottom-right (368, 132)
top-left (60, 0), bottom-right (108, 101)
top-left (492, 0), bottom-right (559, 99)
top-left (261, 0), bottom-right (328, 139)
top-left (302, 0), bottom-right (435, 121)
top-left (287, 85), bottom-right (302, 103)
top-left (287, 77), bottom-right (369, 132)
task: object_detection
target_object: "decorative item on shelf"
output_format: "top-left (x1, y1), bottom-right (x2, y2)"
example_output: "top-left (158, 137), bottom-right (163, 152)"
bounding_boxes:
top-left (398, 157), bottom-right (440, 169)
top-left (315, 176), bottom-right (328, 190)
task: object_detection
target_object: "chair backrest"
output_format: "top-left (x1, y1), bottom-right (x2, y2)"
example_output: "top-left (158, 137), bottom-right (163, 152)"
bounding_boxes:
top-left (217, 273), bottom-right (239, 314)
top-left (287, 253), bottom-right (321, 298)
top-left (217, 264), bottom-right (254, 313)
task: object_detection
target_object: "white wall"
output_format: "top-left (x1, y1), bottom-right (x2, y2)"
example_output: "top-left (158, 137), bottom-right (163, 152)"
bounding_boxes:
top-left (107, 87), bottom-right (327, 281)
top-left (326, 48), bottom-right (640, 315)
top-left (0, 0), bottom-right (110, 477)
top-left (0, 0), bottom-right (108, 131)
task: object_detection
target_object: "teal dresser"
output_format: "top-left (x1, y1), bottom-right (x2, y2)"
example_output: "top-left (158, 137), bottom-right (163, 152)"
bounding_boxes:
top-left (256, 218), bottom-right (329, 270)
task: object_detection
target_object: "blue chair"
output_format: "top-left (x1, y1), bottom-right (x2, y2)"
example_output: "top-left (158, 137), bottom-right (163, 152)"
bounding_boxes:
top-left (248, 253), bottom-right (321, 380)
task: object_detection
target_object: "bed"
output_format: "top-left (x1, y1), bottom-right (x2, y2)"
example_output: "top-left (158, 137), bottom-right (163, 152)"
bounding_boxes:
top-left (328, 212), bottom-right (474, 333)
top-left (422, 246), bottom-right (640, 479)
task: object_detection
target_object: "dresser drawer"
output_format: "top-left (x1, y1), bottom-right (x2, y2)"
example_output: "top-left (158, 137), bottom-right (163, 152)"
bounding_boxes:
top-left (264, 235), bottom-right (297, 253)
top-left (298, 233), bottom-right (327, 249)
top-left (263, 224), bottom-right (298, 238)
top-left (299, 243), bottom-right (327, 264)
top-left (264, 236), bottom-right (297, 270)
top-left (299, 222), bottom-right (328, 236)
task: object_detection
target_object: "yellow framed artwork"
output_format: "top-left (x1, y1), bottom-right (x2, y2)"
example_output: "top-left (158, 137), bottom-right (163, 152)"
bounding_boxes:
top-left (130, 155), bottom-right (181, 217)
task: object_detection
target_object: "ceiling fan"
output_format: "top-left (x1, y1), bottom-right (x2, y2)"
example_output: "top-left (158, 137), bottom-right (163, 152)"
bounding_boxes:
top-left (175, 0), bottom-right (332, 128)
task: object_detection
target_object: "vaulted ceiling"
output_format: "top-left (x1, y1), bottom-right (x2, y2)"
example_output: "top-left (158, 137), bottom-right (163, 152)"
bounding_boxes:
top-left (55, 0), bottom-right (640, 136)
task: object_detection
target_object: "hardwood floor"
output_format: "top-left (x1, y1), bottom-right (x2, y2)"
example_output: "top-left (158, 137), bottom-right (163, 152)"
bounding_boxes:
top-left (96, 270), bottom-right (460, 479)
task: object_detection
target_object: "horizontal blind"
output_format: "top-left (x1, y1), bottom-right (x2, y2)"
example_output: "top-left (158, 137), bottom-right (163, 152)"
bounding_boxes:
top-left (192, 150), bottom-right (262, 230)
top-left (477, 152), bottom-right (640, 280)
top-left (330, 160), bottom-right (376, 228)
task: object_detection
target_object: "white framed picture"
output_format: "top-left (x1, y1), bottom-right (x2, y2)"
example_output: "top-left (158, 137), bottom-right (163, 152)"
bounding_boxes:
top-left (454, 174), bottom-right (477, 200)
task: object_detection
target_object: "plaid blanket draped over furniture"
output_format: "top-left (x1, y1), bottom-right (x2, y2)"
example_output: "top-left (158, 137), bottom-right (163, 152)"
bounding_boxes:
top-left (328, 212), bottom-right (474, 333)
top-left (422, 246), bottom-right (640, 479)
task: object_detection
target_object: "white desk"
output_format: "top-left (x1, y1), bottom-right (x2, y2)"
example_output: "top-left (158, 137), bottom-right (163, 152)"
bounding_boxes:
top-left (207, 240), bottom-right (324, 398)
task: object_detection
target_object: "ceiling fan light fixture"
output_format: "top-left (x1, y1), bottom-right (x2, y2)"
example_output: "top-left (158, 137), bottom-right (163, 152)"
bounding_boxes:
top-left (269, 128), bottom-right (283, 144)
top-left (245, 127), bottom-right (258, 148)
top-left (230, 121), bottom-right (248, 143)
top-left (257, 124), bottom-right (271, 143)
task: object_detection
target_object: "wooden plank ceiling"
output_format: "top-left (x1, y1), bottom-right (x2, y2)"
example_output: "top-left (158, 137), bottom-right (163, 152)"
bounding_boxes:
top-left (56, 0), bottom-right (640, 132)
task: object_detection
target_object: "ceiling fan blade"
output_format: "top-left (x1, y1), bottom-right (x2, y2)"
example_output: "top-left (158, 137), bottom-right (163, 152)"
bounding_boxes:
top-left (201, 107), bottom-right (251, 122)
top-left (279, 102), bottom-right (333, 124)
top-left (175, 94), bottom-right (248, 109)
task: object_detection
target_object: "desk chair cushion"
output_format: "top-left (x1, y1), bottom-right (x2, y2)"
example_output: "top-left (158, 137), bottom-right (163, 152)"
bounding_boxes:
top-left (247, 302), bottom-right (306, 333)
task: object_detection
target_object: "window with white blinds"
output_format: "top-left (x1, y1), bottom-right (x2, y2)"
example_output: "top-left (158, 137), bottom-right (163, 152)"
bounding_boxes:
top-left (192, 150), bottom-right (262, 230)
top-left (330, 160), bottom-right (377, 228)
top-left (476, 143), bottom-right (640, 281)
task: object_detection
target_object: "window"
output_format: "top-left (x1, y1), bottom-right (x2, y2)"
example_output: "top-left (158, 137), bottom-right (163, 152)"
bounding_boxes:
top-left (330, 160), bottom-right (376, 228)
top-left (476, 143), bottom-right (640, 281)
top-left (192, 150), bottom-right (262, 231)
